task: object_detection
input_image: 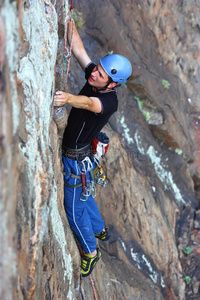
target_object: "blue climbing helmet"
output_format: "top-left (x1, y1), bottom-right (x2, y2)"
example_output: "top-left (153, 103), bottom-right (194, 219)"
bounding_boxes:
top-left (100, 54), bottom-right (132, 86)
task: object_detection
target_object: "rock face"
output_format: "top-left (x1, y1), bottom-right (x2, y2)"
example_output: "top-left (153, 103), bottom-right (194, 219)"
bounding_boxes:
top-left (1, 1), bottom-right (200, 300)
top-left (1, 1), bottom-right (79, 299)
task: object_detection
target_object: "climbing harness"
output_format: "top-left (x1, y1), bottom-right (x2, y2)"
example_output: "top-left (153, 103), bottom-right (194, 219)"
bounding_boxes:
top-left (62, 143), bottom-right (92, 161)
top-left (64, 0), bottom-right (75, 78)
top-left (64, 133), bottom-right (109, 194)
top-left (64, 157), bottom-right (107, 192)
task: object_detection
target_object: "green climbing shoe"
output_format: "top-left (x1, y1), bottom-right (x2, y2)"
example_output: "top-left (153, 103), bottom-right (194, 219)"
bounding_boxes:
top-left (81, 247), bottom-right (102, 277)
top-left (95, 226), bottom-right (110, 241)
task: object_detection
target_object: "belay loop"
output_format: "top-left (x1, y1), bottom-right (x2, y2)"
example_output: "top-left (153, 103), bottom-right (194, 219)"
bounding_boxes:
top-left (64, 1), bottom-right (75, 79)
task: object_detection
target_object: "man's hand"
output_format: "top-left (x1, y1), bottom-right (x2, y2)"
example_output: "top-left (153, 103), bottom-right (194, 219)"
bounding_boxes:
top-left (54, 91), bottom-right (68, 106)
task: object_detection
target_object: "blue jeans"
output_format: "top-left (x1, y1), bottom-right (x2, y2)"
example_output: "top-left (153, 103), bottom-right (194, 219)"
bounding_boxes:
top-left (62, 155), bottom-right (104, 253)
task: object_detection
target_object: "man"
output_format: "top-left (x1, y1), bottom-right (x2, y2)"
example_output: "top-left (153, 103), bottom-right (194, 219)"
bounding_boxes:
top-left (54, 20), bottom-right (132, 277)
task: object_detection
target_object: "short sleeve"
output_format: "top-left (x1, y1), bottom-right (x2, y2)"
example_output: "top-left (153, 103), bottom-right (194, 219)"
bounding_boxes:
top-left (98, 93), bottom-right (118, 115)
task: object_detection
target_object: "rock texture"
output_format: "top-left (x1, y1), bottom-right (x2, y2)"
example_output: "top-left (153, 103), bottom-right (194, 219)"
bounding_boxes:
top-left (1, 1), bottom-right (79, 299)
top-left (74, 0), bottom-right (200, 298)
top-left (1, 0), bottom-right (200, 300)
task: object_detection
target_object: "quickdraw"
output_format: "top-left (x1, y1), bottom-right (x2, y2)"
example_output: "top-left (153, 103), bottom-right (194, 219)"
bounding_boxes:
top-left (80, 157), bottom-right (96, 201)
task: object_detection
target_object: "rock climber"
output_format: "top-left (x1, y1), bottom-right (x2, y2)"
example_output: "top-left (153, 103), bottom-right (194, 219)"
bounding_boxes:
top-left (53, 19), bottom-right (132, 277)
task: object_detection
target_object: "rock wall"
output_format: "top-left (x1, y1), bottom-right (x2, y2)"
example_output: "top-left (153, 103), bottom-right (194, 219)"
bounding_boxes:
top-left (1, 0), bottom-right (200, 300)
top-left (1, 1), bottom-right (79, 299)
top-left (73, 0), bottom-right (200, 299)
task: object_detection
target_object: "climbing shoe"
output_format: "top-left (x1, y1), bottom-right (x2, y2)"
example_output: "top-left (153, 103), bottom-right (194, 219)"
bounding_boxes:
top-left (81, 247), bottom-right (102, 277)
top-left (95, 226), bottom-right (110, 241)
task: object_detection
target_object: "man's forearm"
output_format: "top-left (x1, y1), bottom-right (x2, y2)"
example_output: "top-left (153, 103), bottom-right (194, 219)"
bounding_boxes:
top-left (66, 93), bottom-right (92, 110)
top-left (54, 91), bottom-right (102, 113)
top-left (67, 20), bottom-right (91, 70)
top-left (54, 91), bottom-right (91, 110)
top-left (68, 20), bottom-right (84, 55)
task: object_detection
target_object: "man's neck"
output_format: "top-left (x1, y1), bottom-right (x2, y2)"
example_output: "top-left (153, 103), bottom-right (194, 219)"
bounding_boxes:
top-left (92, 86), bottom-right (114, 93)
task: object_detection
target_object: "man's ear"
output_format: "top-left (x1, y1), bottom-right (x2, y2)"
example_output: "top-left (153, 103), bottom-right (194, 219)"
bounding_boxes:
top-left (108, 82), bottom-right (117, 89)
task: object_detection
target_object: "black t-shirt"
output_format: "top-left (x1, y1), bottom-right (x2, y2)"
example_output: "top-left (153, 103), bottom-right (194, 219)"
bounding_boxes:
top-left (62, 63), bottom-right (118, 149)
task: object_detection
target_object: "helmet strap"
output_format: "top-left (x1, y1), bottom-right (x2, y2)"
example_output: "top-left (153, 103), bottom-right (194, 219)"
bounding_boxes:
top-left (92, 80), bottom-right (117, 92)
top-left (96, 82), bottom-right (111, 92)
top-left (114, 83), bottom-right (121, 88)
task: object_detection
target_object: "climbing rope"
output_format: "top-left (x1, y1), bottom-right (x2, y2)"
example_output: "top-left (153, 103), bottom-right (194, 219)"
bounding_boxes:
top-left (74, 235), bottom-right (98, 300)
top-left (64, 1), bottom-right (75, 79)
top-left (89, 275), bottom-right (98, 300)
top-left (63, 3), bottom-right (98, 299)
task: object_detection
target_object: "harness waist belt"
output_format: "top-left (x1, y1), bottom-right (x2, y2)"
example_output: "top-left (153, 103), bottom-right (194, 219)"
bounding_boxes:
top-left (62, 144), bottom-right (92, 161)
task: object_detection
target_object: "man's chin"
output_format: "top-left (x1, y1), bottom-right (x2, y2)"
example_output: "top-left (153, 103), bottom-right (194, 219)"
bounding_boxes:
top-left (88, 76), bottom-right (95, 84)
top-left (88, 80), bottom-right (98, 88)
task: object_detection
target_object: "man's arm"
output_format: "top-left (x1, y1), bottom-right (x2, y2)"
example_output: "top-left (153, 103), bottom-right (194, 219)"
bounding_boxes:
top-left (54, 91), bottom-right (102, 114)
top-left (68, 20), bottom-right (91, 71)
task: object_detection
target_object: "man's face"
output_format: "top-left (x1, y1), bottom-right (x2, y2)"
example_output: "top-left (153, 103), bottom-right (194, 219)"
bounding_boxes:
top-left (88, 63), bottom-right (110, 89)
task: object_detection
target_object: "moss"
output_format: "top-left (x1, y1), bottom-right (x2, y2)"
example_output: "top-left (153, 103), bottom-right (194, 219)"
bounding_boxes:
top-left (71, 9), bottom-right (84, 29)
top-left (135, 97), bottom-right (151, 122)
top-left (161, 79), bottom-right (171, 89)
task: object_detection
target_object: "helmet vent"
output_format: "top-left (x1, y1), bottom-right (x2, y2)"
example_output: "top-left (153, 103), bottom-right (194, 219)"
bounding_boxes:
top-left (111, 69), bottom-right (117, 74)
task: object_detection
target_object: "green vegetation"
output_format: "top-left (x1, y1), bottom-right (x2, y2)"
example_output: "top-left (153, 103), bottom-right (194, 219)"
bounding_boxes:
top-left (183, 276), bottom-right (192, 285)
top-left (175, 148), bottom-right (183, 156)
top-left (161, 79), bottom-right (171, 89)
top-left (135, 97), bottom-right (151, 122)
top-left (182, 247), bottom-right (193, 255)
top-left (168, 147), bottom-right (186, 158)
top-left (143, 111), bottom-right (151, 122)
top-left (72, 9), bottom-right (84, 29)
top-left (63, 57), bottom-right (68, 72)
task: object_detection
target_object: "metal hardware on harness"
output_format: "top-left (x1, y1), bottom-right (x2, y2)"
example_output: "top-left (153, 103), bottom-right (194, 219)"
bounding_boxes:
top-left (64, 158), bottom-right (107, 191)
top-left (93, 158), bottom-right (108, 187)
top-left (64, 165), bottom-right (99, 188)
top-left (81, 172), bottom-right (86, 194)
top-left (79, 157), bottom-right (96, 201)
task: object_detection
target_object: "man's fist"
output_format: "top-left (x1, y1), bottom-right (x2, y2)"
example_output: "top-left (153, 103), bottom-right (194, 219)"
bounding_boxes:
top-left (54, 91), bottom-right (69, 106)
